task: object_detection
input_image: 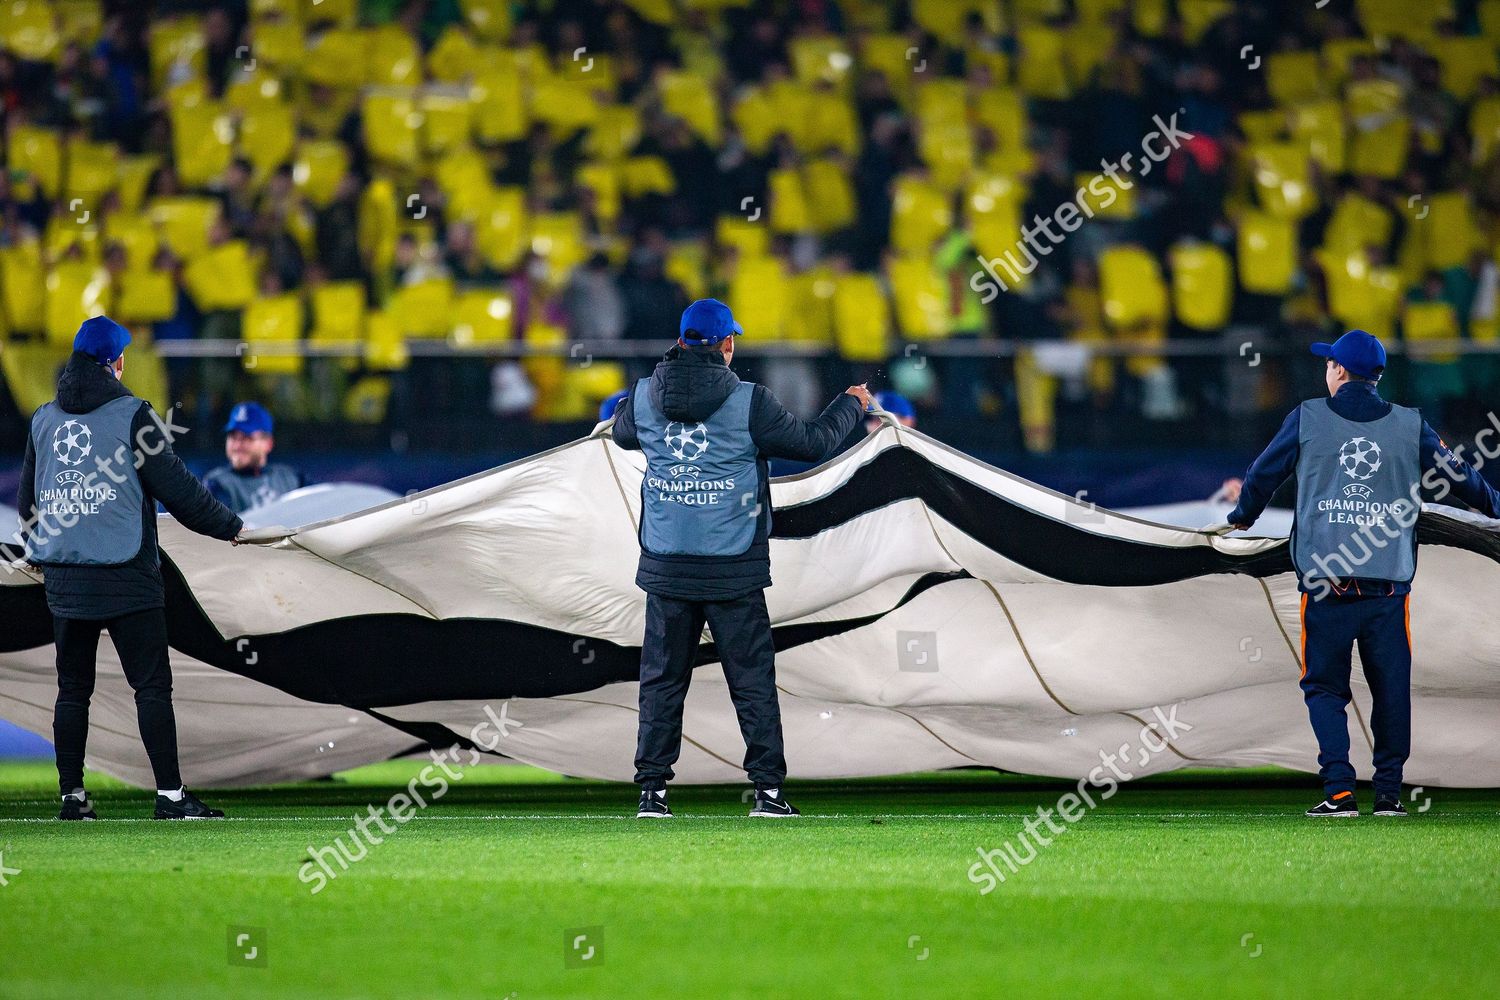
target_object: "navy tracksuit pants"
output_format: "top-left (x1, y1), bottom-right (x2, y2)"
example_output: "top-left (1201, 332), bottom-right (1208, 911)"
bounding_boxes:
top-left (634, 590), bottom-right (786, 790)
top-left (1299, 591), bottom-right (1411, 799)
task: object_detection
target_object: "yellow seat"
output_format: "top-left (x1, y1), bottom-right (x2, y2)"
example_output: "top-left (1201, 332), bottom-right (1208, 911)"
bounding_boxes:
top-left (309, 281), bottom-right (366, 343)
top-left (56, 0), bottom-right (103, 48)
top-left (1063, 23), bottom-right (1116, 90)
top-left (1099, 246), bottom-right (1168, 330)
top-left (730, 86), bottom-right (779, 156)
top-left (363, 90), bottom-right (421, 167)
top-left (225, 74), bottom-right (286, 112)
top-left (619, 156), bottom-right (676, 197)
top-left (1322, 193), bottom-right (1393, 256)
top-left (665, 243), bottom-right (707, 301)
top-left (303, 0), bottom-right (358, 28)
top-left (1237, 109), bottom-right (1287, 144)
top-left (115, 269), bottom-right (177, 324)
top-left (911, 0), bottom-right (1001, 46)
top-left (832, 273), bottom-right (891, 362)
top-left (1432, 36), bottom-right (1500, 101)
top-left (8, 125), bottom-right (63, 199)
top-left (45, 261), bottom-right (109, 345)
top-left (171, 100), bottom-right (234, 188)
top-left (659, 71), bottom-right (721, 145)
top-left (768, 168), bottom-right (811, 234)
top-left (530, 78), bottom-right (599, 137)
top-left (149, 18), bottom-right (204, 93)
top-left (804, 159), bottom-right (856, 234)
top-left (967, 173), bottom-right (1029, 290)
top-left (459, 0), bottom-right (512, 42)
top-left (365, 24), bottom-right (422, 87)
top-left (147, 197), bottom-right (221, 259)
top-left (242, 293), bottom-right (306, 375)
top-left (420, 90), bottom-right (473, 155)
top-left (1132, 0), bottom-right (1170, 37)
top-left (293, 141), bottom-right (350, 209)
top-left (0, 244), bottom-right (47, 335)
top-left (1238, 212), bottom-right (1296, 295)
top-left (1076, 170), bottom-right (1136, 220)
top-left (426, 26), bottom-right (484, 83)
top-left (975, 88), bottom-right (1028, 155)
top-left (64, 139), bottom-right (117, 207)
top-left (183, 241), bottom-right (257, 312)
top-left (1321, 39), bottom-right (1378, 87)
top-left (1418, 192), bottom-right (1481, 272)
top-left (1179, 0), bottom-right (1232, 42)
top-left (890, 175), bottom-right (952, 255)
top-left (729, 256), bottom-right (790, 340)
top-left (303, 27), bottom-right (364, 88)
top-left (715, 216), bottom-right (769, 259)
top-left (476, 187), bottom-right (528, 270)
top-left (914, 79), bottom-right (966, 127)
top-left (585, 104), bottom-right (641, 161)
top-left (1017, 26), bottom-right (1071, 100)
top-left (1321, 249), bottom-right (1401, 339)
top-left (1347, 115), bottom-right (1409, 180)
top-left (116, 155), bottom-right (161, 213)
top-left (390, 279), bottom-right (455, 337)
top-left (104, 213), bottom-right (158, 269)
top-left (471, 63), bottom-right (528, 145)
top-left (0, 343), bottom-right (72, 414)
top-left (450, 289), bottom-right (515, 346)
top-left (44, 213), bottom-right (101, 263)
top-left (917, 119), bottom-right (973, 190)
top-left (119, 342), bottom-right (169, 412)
top-left (1470, 96), bottom-right (1500, 165)
top-left (1075, 0), bottom-right (1126, 20)
top-left (1, 0), bottom-right (61, 61)
top-left (887, 255), bottom-right (949, 339)
top-left (248, 19), bottom-right (304, 76)
top-left (1290, 100), bottom-right (1346, 173)
top-left (1169, 242), bottom-right (1233, 331)
top-left (434, 147), bottom-right (494, 221)
top-left (342, 376), bottom-right (393, 422)
top-left (1403, 300), bottom-right (1461, 364)
top-left (785, 267), bottom-right (835, 345)
top-left (575, 162), bottom-right (621, 224)
top-left (363, 311), bottom-right (409, 371)
top-left (860, 33), bottom-right (920, 102)
top-left (1250, 142), bottom-right (1317, 219)
top-left (1267, 51), bottom-right (1324, 106)
top-left (529, 213), bottom-right (585, 281)
top-left (789, 35), bottom-right (853, 90)
top-left (802, 88), bottom-right (860, 157)
top-left (1356, 0), bottom-right (1450, 38)
top-left (238, 101), bottom-right (296, 186)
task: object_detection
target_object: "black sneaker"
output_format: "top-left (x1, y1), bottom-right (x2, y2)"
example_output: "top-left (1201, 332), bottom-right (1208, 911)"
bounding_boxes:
top-left (636, 789), bottom-right (672, 819)
top-left (58, 793), bottom-right (97, 821)
top-left (153, 790), bottom-right (225, 820)
top-left (1306, 793), bottom-right (1358, 817)
top-left (1373, 798), bottom-right (1408, 817)
top-left (749, 787), bottom-right (800, 818)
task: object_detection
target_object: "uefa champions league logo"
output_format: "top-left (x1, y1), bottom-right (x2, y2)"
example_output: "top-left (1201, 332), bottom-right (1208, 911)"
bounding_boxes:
top-left (664, 421), bottom-right (709, 462)
top-left (51, 419), bottom-right (92, 467)
top-left (1338, 436), bottom-right (1381, 481)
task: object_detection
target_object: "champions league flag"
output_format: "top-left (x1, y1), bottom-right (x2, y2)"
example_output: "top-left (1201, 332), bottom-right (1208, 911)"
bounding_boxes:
top-left (3, 421), bottom-right (1500, 789)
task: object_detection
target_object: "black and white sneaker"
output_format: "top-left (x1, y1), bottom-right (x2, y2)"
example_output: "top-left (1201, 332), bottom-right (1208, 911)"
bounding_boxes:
top-left (153, 790), bottom-right (225, 820)
top-left (1373, 798), bottom-right (1408, 817)
top-left (1306, 793), bottom-right (1358, 817)
top-left (58, 792), bottom-right (97, 821)
top-left (636, 789), bottom-right (672, 818)
top-left (749, 787), bottom-right (800, 818)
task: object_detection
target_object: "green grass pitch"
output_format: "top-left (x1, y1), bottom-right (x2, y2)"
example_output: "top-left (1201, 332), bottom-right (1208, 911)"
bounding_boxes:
top-left (0, 761), bottom-right (1497, 998)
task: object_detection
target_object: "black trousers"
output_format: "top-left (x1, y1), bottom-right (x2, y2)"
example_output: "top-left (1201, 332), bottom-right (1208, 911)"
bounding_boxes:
top-left (53, 608), bottom-right (181, 795)
top-left (634, 590), bottom-right (786, 790)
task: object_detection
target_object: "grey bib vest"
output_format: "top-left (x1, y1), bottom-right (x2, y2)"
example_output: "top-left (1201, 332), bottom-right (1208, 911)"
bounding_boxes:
top-left (27, 395), bottom-right (145, 566)
top-left (634, 379), bottom-right (759, 557)
top-left (1293, 398), bottom-right (1421, 586)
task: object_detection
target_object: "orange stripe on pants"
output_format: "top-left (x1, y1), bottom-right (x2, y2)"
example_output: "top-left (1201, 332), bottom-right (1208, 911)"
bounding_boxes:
top-left (1299, 592), bottom-right (1309, 679)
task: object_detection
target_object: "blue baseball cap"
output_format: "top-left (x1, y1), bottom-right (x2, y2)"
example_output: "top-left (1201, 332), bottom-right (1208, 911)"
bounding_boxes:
top-left (872, 391), bottom-right (915, 421)
top-left (599, 389), bottom-right (630, 421)
top-left (1312, 329), bottom-right (1386, 380)
top-left (225, 401), bottom-right (274, 436)
top-left (73, 315), bottom-right (131, 364)
top-left (678, 298), bottom-right (742, 347)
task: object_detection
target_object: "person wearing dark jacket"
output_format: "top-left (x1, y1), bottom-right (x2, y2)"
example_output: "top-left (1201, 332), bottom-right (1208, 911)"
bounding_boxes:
top-left (611, 298), bottom-right (869, 818)
top-left (14, 317), bottom-right (243, 820)
top-left (1227, 330), bottom-right (1500, 818)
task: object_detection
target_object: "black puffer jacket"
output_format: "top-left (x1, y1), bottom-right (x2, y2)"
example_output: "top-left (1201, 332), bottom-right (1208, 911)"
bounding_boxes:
top-left (612, 346), bottom-right (861, 600)
top-left (16, 352), bottom-right (242, 620)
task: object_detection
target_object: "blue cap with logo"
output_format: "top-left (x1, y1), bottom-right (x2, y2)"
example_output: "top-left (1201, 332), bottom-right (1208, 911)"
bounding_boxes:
top-left (871, 391), bottom-right (916, 421)
top-left (1311, 329), bottom-right (1386, 380)
top-left (225, 401), bottom-right (274, 436)
top-left (599, 389), bottom-right (630, 421)
top-left (678, 298), bottom-right (743, 347)
top-left (73, 315), bottom-right (132, 364)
